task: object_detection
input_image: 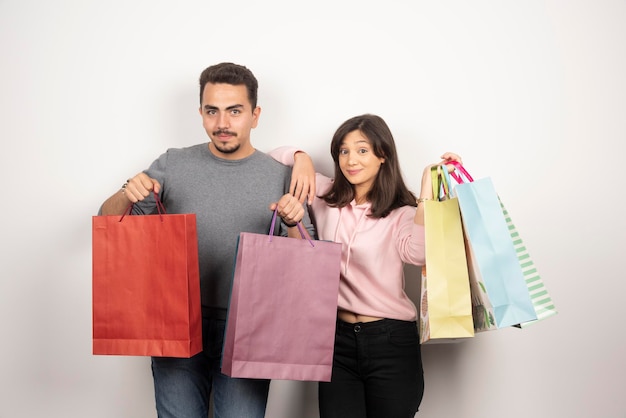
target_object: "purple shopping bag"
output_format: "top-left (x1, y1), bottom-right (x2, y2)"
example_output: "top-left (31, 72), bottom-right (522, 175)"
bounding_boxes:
top-left (222, 211), bottom-right (342, 381)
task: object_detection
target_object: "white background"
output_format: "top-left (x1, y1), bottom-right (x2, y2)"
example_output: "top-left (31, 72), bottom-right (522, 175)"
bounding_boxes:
top-left (1, 1), bottom-right (624, 417)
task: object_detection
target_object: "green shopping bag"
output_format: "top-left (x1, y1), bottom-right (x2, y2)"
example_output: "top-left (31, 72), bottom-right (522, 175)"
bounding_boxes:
top-left (500, 201), bottom-right (558, 328)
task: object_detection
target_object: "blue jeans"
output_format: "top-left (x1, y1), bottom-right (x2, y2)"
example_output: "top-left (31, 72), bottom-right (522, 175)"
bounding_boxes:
top-left (318, 318), bottom-right (424, 418)
top-left (151, 317), bottom-right (270, 418)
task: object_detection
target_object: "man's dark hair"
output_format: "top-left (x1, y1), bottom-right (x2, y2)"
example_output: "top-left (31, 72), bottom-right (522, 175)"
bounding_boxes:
top-left (198, 62), bottom-right (258, 109)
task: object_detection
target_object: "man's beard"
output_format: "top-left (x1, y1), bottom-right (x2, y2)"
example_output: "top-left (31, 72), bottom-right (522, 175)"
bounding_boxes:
top-left (213, 141), bottom-right (240, 154)
top-left (212, 130), bottom-right (240, 154)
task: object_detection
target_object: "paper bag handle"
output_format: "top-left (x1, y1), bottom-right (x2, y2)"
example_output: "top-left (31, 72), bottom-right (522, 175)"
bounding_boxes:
top-left (119, 192), bottom-right (166, 222)
top-left (431, 166), bottom-right (453, 200)
top-left (440, 165), bottom-right (456, 196)
top-left (447, 161), bottom-right (474, 184)
top-left (269, 208), bottom-right (314, 247)
top-left (430, 166), bottom-right (440, 200)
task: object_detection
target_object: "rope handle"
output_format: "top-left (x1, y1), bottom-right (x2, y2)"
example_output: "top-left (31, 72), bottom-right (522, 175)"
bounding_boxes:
top-left (268, 208), bottom-right (314, 247)
top-left (119, 191), bottom-right (165, 222)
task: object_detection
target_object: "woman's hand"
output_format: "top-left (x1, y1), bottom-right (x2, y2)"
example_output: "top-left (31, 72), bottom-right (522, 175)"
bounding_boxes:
top-left (438, 152), bottom-right (463, 172)
top-left (290, 151), bottom-right (316, 205)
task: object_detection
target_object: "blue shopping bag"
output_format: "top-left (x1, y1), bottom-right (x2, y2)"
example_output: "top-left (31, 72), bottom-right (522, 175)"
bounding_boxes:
top-left (447, 163), bottom-right (536, 328)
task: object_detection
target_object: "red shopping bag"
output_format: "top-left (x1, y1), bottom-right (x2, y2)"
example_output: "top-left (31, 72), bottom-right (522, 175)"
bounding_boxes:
top-left (222, 210), bottom-right (342, 381)
top-left (92, 194), bottom-right (202, 357)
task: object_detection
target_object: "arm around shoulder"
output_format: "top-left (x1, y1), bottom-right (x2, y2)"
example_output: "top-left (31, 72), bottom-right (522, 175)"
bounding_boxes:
top-left (268, 146), bottom-right (301, 166)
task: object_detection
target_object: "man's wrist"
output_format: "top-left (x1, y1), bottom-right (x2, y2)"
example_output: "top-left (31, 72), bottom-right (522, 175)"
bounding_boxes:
top-left (282, 218), bottom-right (298, 228)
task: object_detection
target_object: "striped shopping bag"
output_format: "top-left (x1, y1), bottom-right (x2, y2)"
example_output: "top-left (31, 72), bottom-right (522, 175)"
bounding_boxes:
top-left (447, 161), bottom-right (556, 330)
top-left (500, 201), bottom-right (558, 328)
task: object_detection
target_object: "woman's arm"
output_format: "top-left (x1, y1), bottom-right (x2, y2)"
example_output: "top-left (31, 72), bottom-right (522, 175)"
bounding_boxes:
top-left (268, 146), bottom-right (316, 205)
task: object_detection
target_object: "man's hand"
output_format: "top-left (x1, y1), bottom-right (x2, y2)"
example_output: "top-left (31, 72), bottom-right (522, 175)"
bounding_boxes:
top-left (269, 193), bottom-right (305, 227)
top-left (100, 173), bottom-right (161, 216)
top-left (123, 173), bottom-right (161, 203)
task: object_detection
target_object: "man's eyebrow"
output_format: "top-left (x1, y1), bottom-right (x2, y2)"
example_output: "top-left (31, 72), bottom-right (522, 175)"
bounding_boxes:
top-left (202, 104), bottom-right (244, 111)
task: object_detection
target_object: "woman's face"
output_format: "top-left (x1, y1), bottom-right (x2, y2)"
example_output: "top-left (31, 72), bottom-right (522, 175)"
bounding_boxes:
top-left (338, 130), bottom-right (385, 197)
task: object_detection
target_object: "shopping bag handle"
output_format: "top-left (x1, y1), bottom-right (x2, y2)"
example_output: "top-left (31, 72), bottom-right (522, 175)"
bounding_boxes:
top-left (447, 161), bottom-right (474, 183)
top-left (430, 166), bottom-right (452, 200)
top-left (269, 208), bottom-right (314, 247)
top-left (430, 166), bottom-right (439, 200)
top-left (119, 192), bottom-right (166, 222)
top-left (440, 165), bottom-right (456, 196)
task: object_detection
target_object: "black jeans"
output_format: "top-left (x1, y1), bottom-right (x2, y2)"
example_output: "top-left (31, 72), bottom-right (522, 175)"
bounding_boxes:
top-left (318, 318), bottom-right (424, 418)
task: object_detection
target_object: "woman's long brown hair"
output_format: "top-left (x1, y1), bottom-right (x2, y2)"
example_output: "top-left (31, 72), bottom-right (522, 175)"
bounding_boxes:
top-left (321, 114), bottom-right (417, 218)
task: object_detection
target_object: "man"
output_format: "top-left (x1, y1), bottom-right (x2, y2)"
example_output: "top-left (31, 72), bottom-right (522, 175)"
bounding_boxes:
top-left (100, 62), bottom-right (315, 418)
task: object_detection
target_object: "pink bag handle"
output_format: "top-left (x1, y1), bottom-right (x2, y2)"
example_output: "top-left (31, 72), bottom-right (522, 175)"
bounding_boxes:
top-left (269, 208), bottom-right (314, 247)
top-left (447, 161), bottom-right (474, 183)
top-left (119, 191), bottom-right (166, 222)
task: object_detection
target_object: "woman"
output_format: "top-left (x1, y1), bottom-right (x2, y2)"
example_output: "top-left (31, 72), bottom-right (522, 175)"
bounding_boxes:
top-left (271, 114), bottom-right (461, 418)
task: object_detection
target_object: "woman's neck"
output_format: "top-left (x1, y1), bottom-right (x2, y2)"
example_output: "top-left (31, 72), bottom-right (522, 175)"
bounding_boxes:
top-left (354, 194), bottom-right (369, 205)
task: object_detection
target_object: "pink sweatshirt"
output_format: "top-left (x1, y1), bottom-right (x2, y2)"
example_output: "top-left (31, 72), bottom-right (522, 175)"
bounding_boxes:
top-left (271, 147), bottom-right (426, 321)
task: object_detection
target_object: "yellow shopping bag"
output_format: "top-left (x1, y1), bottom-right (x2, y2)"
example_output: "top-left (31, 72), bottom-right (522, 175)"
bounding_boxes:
top-left (419, 166), bottom-right (474, 344)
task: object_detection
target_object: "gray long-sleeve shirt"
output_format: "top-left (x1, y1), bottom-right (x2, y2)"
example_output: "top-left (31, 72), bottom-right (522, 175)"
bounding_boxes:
top-left (128, 143), bottom-right (315, 318)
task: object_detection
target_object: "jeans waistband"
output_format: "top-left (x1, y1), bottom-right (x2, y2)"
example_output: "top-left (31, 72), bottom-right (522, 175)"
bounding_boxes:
top-left (336, 318), bottom-right (416, 335)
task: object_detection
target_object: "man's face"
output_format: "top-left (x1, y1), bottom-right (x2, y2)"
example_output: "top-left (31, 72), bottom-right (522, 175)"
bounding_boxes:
top-left (199, 83), bottom-right (260, 160)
